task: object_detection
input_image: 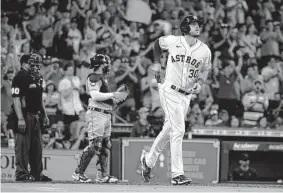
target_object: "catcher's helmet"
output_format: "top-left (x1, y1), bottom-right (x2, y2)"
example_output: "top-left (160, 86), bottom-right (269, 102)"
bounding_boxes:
top-left (180, 15), bottom-right (203, 35)
top-left (90, 54), bottom-right (111, 73)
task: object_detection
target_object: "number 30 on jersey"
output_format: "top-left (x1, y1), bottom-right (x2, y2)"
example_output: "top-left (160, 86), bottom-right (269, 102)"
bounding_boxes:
top-left (188, 69), bottom-right (199, 78)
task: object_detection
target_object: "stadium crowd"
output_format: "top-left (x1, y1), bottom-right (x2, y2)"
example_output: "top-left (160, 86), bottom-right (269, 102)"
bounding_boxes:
top-left (1, 0), bottom-right (283, 149)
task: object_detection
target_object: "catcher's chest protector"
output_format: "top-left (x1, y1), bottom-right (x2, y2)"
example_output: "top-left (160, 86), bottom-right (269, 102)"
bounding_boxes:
top-left (88, 73), bottom-right (113, 106)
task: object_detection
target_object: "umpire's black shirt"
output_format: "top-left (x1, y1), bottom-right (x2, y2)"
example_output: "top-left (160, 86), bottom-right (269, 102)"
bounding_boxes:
top-left (11, 68), bottom-right (43, 114)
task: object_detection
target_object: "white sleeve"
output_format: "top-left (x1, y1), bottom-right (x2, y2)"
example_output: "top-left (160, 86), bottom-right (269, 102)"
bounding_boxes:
top-left (73, 76), bottom-right (81, 88)
top-left (159, 35), bottom-right (177, 50)
top-left (58, 79), bottom-right (66, 92)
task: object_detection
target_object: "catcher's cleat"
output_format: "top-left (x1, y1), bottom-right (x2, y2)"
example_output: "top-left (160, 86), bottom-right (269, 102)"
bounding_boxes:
top-left (140, 151), bottom-right (151, 182)
top-left (72, 172), bottom-right (92, 183)
top-left (95, 171), bottom-right (118, 183)
top-left (171, 175), bottom-right (192, 185)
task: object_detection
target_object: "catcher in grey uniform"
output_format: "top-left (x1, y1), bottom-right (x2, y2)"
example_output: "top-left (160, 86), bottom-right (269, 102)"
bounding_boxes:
top-left (72, 54), bottom-right (129, 183)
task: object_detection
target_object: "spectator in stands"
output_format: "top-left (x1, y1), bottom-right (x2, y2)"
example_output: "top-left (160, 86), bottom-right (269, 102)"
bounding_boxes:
top-left (230, 116), bottom-right (241, 128)
top-left (226, 0), bottom-right (248, 26)
top-left (40, 2), bottom-right (57, 54)
top-left (70, 126), bottom-right (89, 150)
top-left (215, 58), bottom-right (242, 116)
top-left (49, 121), bottom-right (71, 149)
top-left (68, 17), bottom-right (82, 55)
top-left (1, 12), bottom-right (12, 37)
top-left (255, 117), bottom-right (271, 130)
top-left (260, 20), bottom-right (283, 57)
top-left (4, 43), bottom-right (21, 73)
top-left (58, 64), bottom-right (84, 138)
top-left (273, 117), bottom-right (283, 130)
top-left (187, 103), bottom-right (205, 126)
top-left (131, 107), bottom-right (155, 138)
top-left (205, 110), bottom-right (223, 126)
top-left (245, 24), bottom-right (262, 58)
top-left (219, 109), bottom-right (230, 126)
top-left (148, 106), bottom-right (164, 136)
top-left (45, 58), bottom-right (64, 87)
top-left (198, 82), bottom-right (214, 110)
top-left (54, 23), bottom-right (75, 67)
top-left (42, 130), bottom-right (54, 149)
top-left (1, 112), bottom-right (8, 145)
top-left (127, 52), bottom-right (146, 107)
top-left (141, 65), bottom-right (161, 110)
top-left (10, 21), bottom-right (31, 57)
top-left (242, 80), bottom-right (269, 127)
top-left (241, 63), bottom-right (263, 94)
top-left (1, 35), bottom-right (9, 61)
top-left (43, 80), bottom-right (60, 126)
top-left (141, 66), bottom-right (154, 109)
top-left (1, 68), bottom-right (15, 117)
top-left (211, 24), bottom-right (231, 58)
top-left (270, 92), bottom-right (283, 118)
top-left (118, 97), bottom-right (138, 123)
top-left (69, 110), bottom-right (85, 142)
top-left (261, 56), bottom-right (283, 100)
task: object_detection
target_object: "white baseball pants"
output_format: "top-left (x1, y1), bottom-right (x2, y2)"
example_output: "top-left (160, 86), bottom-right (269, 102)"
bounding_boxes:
top-left (145, 83), bottom-right (191, 178)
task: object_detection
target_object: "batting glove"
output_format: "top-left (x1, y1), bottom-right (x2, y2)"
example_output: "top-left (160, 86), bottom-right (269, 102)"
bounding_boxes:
top-left (191, 82), bottom-right (201, 94)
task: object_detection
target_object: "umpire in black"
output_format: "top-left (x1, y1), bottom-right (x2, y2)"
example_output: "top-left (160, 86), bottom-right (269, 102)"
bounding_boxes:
top-left (11, 53), bottom-right (52, 182)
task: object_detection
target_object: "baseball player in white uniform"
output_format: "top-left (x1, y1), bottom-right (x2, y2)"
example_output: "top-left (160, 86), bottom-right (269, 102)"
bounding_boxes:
top-left (140, 15), bottom-right (212, 185)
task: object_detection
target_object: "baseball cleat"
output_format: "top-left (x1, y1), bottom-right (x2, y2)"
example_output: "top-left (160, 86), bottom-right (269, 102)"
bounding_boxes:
top-left (72, 172), bottom-right (92, 183)
top-left (140, 152), bottom-right (151, 182)
top-left (171, 175), bottom-right (192, 185)
top-left (95, 171), bottom-right (118, 183)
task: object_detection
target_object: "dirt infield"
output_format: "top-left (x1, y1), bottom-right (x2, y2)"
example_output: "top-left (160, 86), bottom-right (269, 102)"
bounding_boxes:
top-left (2, 181), bottom-right (283, 192)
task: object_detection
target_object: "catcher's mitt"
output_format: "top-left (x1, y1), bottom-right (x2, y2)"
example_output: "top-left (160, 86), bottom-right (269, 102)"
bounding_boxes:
top-left (114, 84), bottom-right (130, 106)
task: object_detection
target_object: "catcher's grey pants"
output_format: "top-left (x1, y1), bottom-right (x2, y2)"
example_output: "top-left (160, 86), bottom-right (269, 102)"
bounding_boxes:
top-left (145, 83), bottom-right (191, 178)
top-left (14, 112), bottom-right (43, 180)
top-left (85, 109), bottom-right (111, 140)
top-left (75, 109), bottom-right (111, 174)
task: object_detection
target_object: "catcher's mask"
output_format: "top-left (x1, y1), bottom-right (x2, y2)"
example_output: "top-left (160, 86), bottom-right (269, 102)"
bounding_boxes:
top-left (28, 53), bottom-right (42, 74)
top-left (180, 15), bottom-right (203, 36)
top-left (90, 54), bottom-right (111, 75)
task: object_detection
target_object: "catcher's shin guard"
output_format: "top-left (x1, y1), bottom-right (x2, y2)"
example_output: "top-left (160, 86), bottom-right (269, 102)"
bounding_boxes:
top-left (75, 139), bottom-right (99, 173)
top-left (96, 147), bottom-right (109, 174)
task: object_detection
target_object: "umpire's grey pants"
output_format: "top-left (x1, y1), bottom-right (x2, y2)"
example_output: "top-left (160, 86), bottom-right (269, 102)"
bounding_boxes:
top-left (14, 112), bottom-right (43, 180)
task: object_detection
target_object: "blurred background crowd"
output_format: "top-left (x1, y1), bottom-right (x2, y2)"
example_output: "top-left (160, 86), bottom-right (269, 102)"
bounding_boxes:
top-left (1, 0), bottom-right (283, 149)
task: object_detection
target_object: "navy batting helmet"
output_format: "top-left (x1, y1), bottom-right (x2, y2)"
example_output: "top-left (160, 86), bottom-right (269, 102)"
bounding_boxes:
top-left (180, 15), bottom-right (204, 35)
top-left (90, 54), bottom-right (111, 73)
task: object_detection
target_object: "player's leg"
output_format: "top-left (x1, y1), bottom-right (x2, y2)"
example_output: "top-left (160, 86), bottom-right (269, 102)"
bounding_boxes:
top-left (141, 87), bottom-right (178, 182)
top-left (73, 137), bottom-right (102, 182)
top-left (14, 115), bottom-right (33, 181)
top-left (28, 114), bottom-right (51, 181)
top-left (72, 110), bottom-right (104, 182)
top-left (170, 95), bottom-right (192, 185)
top-left (95, 116), bottom-right (118, 183)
